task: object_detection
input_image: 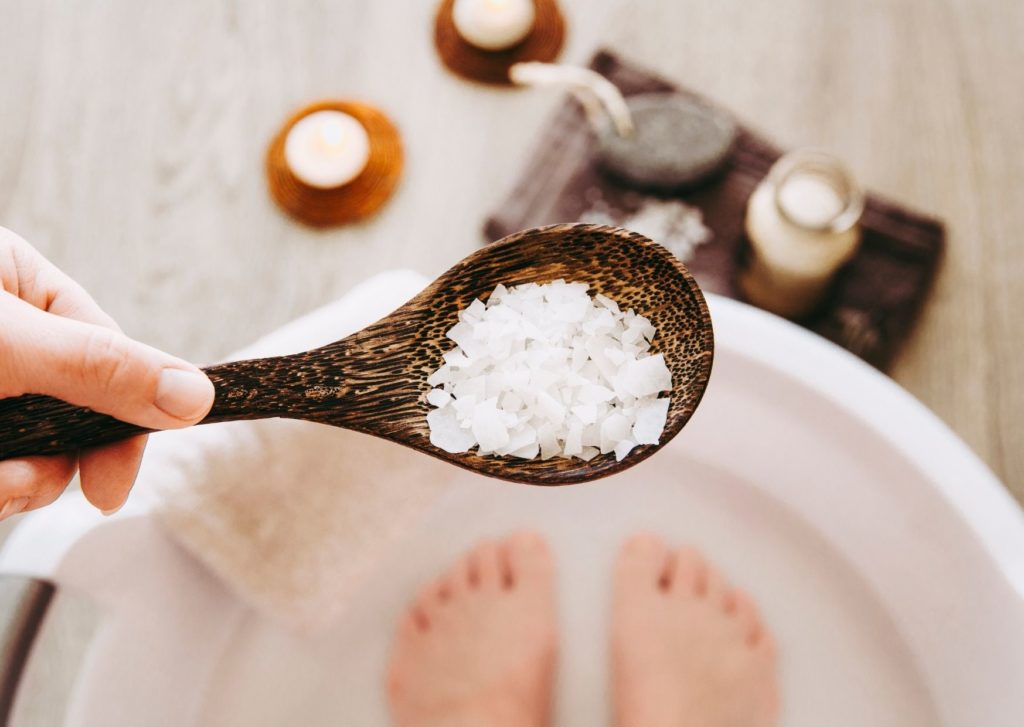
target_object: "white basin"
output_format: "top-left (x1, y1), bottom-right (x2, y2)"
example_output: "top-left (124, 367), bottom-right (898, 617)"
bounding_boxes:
top-left (2, 294), bottom-right (1022, 727)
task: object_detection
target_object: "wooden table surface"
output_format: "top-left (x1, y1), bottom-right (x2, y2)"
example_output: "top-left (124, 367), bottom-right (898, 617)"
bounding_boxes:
top-left (0, 0), bottom-right (1020, 515)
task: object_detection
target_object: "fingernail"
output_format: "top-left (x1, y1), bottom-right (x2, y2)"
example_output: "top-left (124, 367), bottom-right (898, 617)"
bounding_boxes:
top-left (101, 503), bottom-right (124, 516)
top-left (0, 497), bottom-right (30, 521)
top-left (155, 368), bottom-right (214, 421)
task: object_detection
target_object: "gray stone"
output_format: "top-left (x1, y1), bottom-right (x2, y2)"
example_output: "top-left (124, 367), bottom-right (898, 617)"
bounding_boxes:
top-left (597, 93), bottom-right (737, 191)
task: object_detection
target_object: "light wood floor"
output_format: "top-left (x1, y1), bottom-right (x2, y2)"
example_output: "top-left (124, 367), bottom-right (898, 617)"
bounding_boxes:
top-left (0, 2), bottom-right (1021, 723)
top-left (0, 0), bottom-right (1019, 508)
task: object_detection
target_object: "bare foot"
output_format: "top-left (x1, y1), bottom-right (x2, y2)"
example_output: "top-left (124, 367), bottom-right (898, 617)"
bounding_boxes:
top-left (387, 531), bottom-right (557, 727)
top-left (612, 534), bottom-right (779, 727)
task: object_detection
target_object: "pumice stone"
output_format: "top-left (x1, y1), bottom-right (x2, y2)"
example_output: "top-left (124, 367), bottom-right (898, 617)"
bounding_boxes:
top-left (597, 93), bottom-right (737, 191)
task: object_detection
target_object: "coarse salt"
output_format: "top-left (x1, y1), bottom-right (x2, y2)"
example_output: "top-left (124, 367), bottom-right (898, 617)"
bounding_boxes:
top-left (426, 280), bottom-right (673, 462)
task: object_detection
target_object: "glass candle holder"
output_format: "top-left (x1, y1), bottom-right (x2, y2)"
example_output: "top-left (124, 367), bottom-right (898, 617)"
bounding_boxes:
top-left (739, 150), bottom-right (865, 319)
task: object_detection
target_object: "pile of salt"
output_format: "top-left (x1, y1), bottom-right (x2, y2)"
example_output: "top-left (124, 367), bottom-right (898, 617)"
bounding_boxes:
top-left (425, 280), bottom-right (673, 462)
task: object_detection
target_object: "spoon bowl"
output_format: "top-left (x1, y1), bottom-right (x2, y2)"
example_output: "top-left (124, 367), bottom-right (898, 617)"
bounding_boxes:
top-left (0, 224), bottom-right (713, 486)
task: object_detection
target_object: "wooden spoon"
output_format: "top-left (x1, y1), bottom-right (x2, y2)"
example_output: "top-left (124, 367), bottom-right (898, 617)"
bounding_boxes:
top-left (0, 224), bottom-right (713, 486)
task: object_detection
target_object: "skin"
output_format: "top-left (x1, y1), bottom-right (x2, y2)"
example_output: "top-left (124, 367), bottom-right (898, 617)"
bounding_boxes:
top-left (0, 226), bottom-right (215, 518)
top-left (388, 532), bottom-right (779, 727)
top-left (611, 534), bottom-right (779, 727)
top-left (387, 531), bottom-right (557, 727)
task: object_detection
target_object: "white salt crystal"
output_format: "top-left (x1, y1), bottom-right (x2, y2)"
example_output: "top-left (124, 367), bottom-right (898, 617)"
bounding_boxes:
top-left (443, 349), bottom-right (471, 368)
top-left (536, 390), bottom-right (566, 426)
top-left (427, 388), bottom-right (451, 408)
top-left (570, 345), bottom-right (589, 372)
top-left (600, 413), bottom-right (631, 453)
top-left (490, 283), bottom-right (508, 302)
top-left (577, 383), bottom-right (615, 404)
top-left (614, 438), bottom-right (638, 462)
top-left (605, 348), bottom-right (627, 366)
top-left (595, 293), bottom-right (620, 313)
top-left (511, 442), bottom-right (540, 459)
top-left (471, 398), bottom-right (509, 451)
top-left (579, 361), bottom-right (601, 383)
top-left (538, 423), bottom-right (559, 459)
top-left (452, 395), bottom-right (478, 421)
top-left (427, 365), bottom-right (451, 387)
top-left (504, 370), bottom-right (530, 391)
top-left (633, 398), bottom-right (670, 445)
top-left (585, 336), bottom-right (620, 381)
top-left (465, 371), bottom-right (491, 394)
top-left (614, 354), bottom-right (673, 398)
top-left (640, 320), bottom-right (657, 342)
top-left (499, 425), bottom-right (538, 456)
top-left (427, 407), bottom-right (474, 453)
top-left (571, 404), bottom-right (598, 424)
top-left (446, 321), bottom-right (471, 347)
top-left (424, 281), bottom-right (674, 464)
top-left (579, 446), bottom-right (600, 461)
top-left (501, 392), bottom-right (524, 412)
top-left (621, 324), bottom-right (644, 345)
top-left (531, 369), bottom-right (558, 391)
top-left (564, 421), bottom-right (584, 456)
top-left (487, 336), bottom-right (512, 359)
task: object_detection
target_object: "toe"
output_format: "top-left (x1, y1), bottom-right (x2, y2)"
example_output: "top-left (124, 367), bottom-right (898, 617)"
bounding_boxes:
top-left (397, 610), bottom-right (424, 640)
top-left (755, 627), bottom-right (779, 662)
top-left (385, 661), bottom-right (404, 700)
top-left (616, 533), bottom-right (672, 590)
top-left (453, 548), bottom-right (477, 588)
top-left (731, 588), bottom-right (763, 643)
top-left (669, 546), bottom-right (708, 596)
top-left (412, 582), bottom-right (442, 627)
top-left (434, 574), bottom-right (454, 603)
top-left (412, 565), bottom-right (461, 618)
top-left (502, 530), bottom-right (553, 589)
top-left (468, 540), bottom-right (503, 589)
top-left (703, 562), bottom-right (731, 604)
top-left (410, 601), bottom-right (431, 632)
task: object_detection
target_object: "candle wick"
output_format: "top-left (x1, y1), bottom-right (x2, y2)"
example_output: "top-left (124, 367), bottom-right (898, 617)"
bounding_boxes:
top-left (509, 62), bottom-right (635, 138)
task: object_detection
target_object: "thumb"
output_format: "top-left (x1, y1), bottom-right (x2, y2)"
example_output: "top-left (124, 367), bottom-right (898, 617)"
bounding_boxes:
top-left (0, 294), bottom-right (214, 430)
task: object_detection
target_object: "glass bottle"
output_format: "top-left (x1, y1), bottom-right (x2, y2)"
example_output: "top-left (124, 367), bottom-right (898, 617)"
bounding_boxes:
top-left (739, 150), bottom-right (865, 319)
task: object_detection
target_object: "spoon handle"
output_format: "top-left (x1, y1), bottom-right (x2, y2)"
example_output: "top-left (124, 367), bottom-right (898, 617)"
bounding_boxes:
top-left (0, 354), bottom-right (307, 460)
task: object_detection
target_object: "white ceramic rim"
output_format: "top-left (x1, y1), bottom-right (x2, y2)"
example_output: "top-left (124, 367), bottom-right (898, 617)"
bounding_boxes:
top-left (705, 293), bottom-right (1024, 598)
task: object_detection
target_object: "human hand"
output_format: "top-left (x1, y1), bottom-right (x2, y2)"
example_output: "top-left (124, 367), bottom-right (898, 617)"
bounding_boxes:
top-left (0, 227), bottom-right (214, 519)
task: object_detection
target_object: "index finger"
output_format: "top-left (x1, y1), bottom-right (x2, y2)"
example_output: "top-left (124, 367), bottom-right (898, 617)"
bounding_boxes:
top-left (0, 226), bottom-right (120, 330)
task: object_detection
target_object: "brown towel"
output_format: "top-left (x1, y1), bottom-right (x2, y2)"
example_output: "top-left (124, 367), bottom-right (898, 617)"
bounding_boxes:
top-left (485, 50), bottom-right (945, 370)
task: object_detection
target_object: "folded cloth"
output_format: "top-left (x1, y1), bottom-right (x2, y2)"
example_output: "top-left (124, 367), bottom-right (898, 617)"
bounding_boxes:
top-left (484, 50), bottom-right (945, 371)
top-left (134, 270), bottom-right (455, 633)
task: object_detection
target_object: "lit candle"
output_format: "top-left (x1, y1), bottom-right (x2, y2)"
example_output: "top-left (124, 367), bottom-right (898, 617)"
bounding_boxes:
top-left (740, 151), bottom-right (864, 318)
top-left (284, 110), bottom-right (371, 189)
top-left (453, 0), bottom-right (536, 51)
top-left (777, 174), bottom-right (845, 229)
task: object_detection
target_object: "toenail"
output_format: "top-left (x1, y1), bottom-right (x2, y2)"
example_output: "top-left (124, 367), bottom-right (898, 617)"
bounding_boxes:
top-left (676, 545), bottom-right (705, 564)
top-left (694, 574), bottom-right (709, 596)
top-left (624, 533), bottom-right (663, 553)
top-left (526, 531), bottom-right (545, 542)
top-left (513, 531), bottom-right (546, 548)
